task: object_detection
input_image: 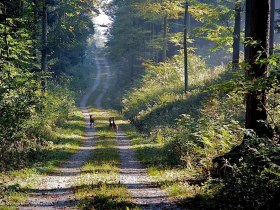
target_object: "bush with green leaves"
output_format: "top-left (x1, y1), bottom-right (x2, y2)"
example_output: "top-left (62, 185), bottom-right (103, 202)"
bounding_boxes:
top-left (0, 65), bottom-right (43, 170)
top-left (27, 83), bottom-right (75, 140)
top-left (164, 93), bottom-right (244, 172)
top-left (191, 134), bottom-right (280, 210)
top-left (121, 51), bottom-right (243, 172)
top-left (121, 52), bottom-right (224, 131)
top-left (0, 66), bottom-right (75, 170)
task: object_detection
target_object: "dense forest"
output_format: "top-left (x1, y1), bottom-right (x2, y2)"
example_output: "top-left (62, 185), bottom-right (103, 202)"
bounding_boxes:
top-left (1, 0), bottom-right (280, 209)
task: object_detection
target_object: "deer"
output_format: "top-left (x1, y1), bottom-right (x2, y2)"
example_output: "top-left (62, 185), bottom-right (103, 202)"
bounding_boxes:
top-left (112, 117), bottom-right (118, 133)
top-left (89, 114), bottom-right (95, 127)
top-left (109, 117), bottom-right (118, 133)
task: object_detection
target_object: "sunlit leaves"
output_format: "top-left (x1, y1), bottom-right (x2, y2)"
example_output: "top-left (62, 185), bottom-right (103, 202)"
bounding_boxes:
top-left (189, 1), bottom-right (237, 52)
top-left (46, 0), bottom-right (95, 73)
top-left (133, 0), bottom-right (184, 20)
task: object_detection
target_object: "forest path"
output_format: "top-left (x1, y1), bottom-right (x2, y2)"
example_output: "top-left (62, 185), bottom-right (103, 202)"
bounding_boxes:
top-left (86, 56), bottom-right (178, 209)
top-left (20, 56), bottom-right (179, 209)
top-left (19, 57), bottom-right (103, 209)
top-left (117, 130), bottom-right (178, 209)
top-left (98, 59), bottom-right (178, 209)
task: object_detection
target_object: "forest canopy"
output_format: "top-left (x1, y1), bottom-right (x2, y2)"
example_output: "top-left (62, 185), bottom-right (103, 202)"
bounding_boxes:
top-left (1, 0), bottom-right (280, 209)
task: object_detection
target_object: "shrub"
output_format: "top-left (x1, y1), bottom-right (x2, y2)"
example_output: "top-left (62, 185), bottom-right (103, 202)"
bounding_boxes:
top-left (0, 72), bottom-right (75, 170)
top-left (0, 66), bottom-right (42, 170)
top-left (122, 53), bottom-right (214, 128)
top-left (165, 94), bottom-right (244, 173)
top-left (204, 135), bottom-right (280, 210)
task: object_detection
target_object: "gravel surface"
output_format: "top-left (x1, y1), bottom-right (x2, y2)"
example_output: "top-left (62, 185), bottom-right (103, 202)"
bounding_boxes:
top-left (117, 131), bottom-right (180, 210)
top-left (19, 57), bottom-right (102, 210)
top-left (19, 56), bottom-right (182, 209)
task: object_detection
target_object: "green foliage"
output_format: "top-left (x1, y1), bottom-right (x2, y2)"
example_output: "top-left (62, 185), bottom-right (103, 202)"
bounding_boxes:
top-left (0, 65), bottom-right (42, 170)
top-left (121, 47), bottom-right (246, 174)
top-left (0, 109), bottom-right (85, 207)
top-left (47, 0), bottom-right (95, 76)
top-left (165, 94), bottom-right (244, 171)
top-left (28, 83), bottom-right (75, 138)
top-left (122, 52), bottom-right (223, 131)
top-left (0, 70), bottom-right (75, 170)
top-left (191, 135), bottom-right (280, 210)
top-left (190, 1), bottom-right (237, 52)
top-left (0, 0), bottom-right (93, 171)
top-left (133, 0), bottom-right (184, 20)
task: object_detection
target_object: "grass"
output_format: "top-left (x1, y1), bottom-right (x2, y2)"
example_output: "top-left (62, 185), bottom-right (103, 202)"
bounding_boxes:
top-left (119, 119), bottom-right (202, 202)
top-left (72, 59), bottom-right (140, 209)
top-left (0, 108), bottom-right (85, 208)
top-left (74, 108), bottom-right (138, 209)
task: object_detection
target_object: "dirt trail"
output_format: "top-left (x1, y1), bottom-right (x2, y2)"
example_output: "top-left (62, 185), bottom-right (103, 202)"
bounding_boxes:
top-left (20, 56), bottom-right (178, 209)
top-left (20, 57), bottom-right (103, 209)
top-left (117, 131), bottom-right (178, 209)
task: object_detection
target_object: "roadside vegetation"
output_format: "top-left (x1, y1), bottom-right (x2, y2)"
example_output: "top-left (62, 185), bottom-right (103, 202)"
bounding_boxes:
top-left (0, 0), bottom-right (97, 206)
top-left (105, 1), bottom-right (280, 209)
top-left (0, 106), bottom-right (85, 207)
top-left (117, 52), bottom-right (280, 209)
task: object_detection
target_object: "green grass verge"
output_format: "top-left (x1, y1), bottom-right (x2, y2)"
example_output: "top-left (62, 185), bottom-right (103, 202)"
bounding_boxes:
top-left (74, 108), bottom-right (139, 209)
top-left (120, 120), bottom-right (201, 201)
top-left (0, 108), bottom-right (85, 208)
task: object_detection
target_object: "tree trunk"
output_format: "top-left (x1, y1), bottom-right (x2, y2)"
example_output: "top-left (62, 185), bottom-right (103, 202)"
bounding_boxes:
top-left (212, 0), bottom-right (271, 175)
top-left (31, 0), bottom-right (40, 68)
top-left (41, 1), bottom-right (47, 72)
top-left (162, 15), bottom-right (168, 62)
top-left (232, 1), bottom-right (241, 70)
top-left (129, 53), bottom-right (135, 82)
top-left (41, 1), bottom-right (48, 90)
top-left (270, 0), bottom-right (275, 55)
top-left (184, 1), bottom-right (189, 92)
top-left (3, 3), bottom-right (9, 58)
top-left (244, 0), bottom-right (270, 136)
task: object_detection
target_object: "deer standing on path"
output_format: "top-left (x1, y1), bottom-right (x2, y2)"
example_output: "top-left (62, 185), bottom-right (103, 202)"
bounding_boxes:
top-left (89, 114), bottom-right (95, 127)
top-left (112, 117), bottom-right (118, 133)
top-left (109, 117), bottom-right (118, 133)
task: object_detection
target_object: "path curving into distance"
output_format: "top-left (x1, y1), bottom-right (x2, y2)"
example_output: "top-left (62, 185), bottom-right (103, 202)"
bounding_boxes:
top-left (20, 57), bottom-right (103, 209)
top-left (20, 56), bottom-right (179, 209)
top-left (97, 57), bottom-right (179, 209)
top-left (91, 56), bottom-right (179, 209)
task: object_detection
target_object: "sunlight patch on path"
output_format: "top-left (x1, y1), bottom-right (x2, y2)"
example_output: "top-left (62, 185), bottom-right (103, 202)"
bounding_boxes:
top-left (19, 128), bottom-right (96, 209)
top-left (117, 131), bottom-right (179, 209)
top-left (19, 58), bottom-right (103, 209)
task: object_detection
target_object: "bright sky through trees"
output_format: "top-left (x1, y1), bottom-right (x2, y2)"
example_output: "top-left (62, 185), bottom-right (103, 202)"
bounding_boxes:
top-left (92, 0), bottom-right (112, 48)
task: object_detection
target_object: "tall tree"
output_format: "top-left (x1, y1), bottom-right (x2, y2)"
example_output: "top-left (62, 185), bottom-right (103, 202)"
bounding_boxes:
top-left (183, 1), bottom-right (189, 92)
top-left (162, 14), bottom-right (168, 61)
top-left (41, 0), bottom-right (48, 90)
top-left (269, 0), bottom-right (275, 55)
top-left (232, 1), bottom-right (241, 70)
top-left (244, 0), bottom-right (270, 136)
top-left (133, 0), bottom-right (183, 62)
top-left (41, 0), bottom-right (48, 73)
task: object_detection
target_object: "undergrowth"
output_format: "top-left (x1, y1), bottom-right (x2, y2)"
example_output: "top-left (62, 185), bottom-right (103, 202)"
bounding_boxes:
top-left (118, 51), bottom-right (280, 209)
top-left (0, 108), bottom-right (85, 207)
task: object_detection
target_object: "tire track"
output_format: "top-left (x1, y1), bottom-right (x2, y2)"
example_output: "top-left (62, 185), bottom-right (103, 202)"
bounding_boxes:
top-left (19, 57), bottom-right (103, 209)
top-left (98, 58), bottom-right (180, 209)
